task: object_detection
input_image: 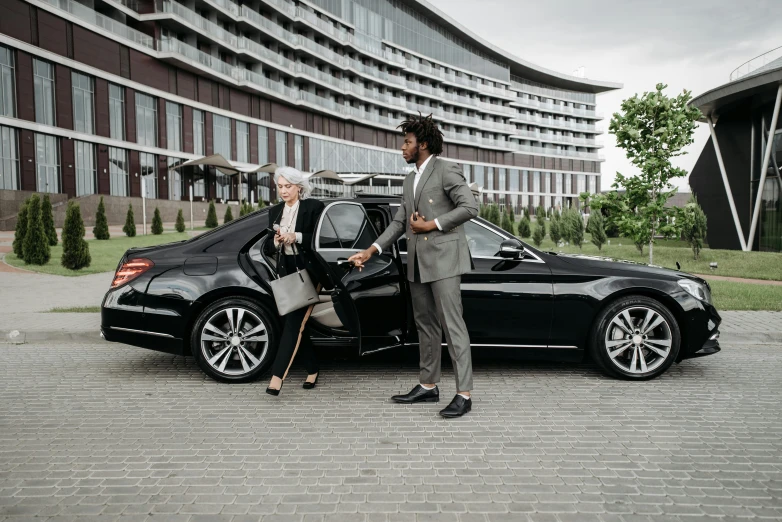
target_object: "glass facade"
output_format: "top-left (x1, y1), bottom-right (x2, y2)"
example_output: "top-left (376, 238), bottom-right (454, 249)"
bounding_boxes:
top-left (216, 173), bottom-right (230, 201)
top-left (192, 166), bottom-right (206, 198)
top-left (136, 93), bottom-right (157, 147)
top-left (275, 130), bottom-right (287, 167)
top-left (166, 102), bottom-right (182, 152)
top-left (74, 141), bottom-right (96, 196)
top-left (213, 114), bottom-right (231, 159)
top-left (309, 138), bottom-right (408, 174)
top-left (236, 121), bottom-right (249, 162)
top-left (108, 84), bottom-right (124, 140)
top-left (0, 46), bottom-right (15, 118)
top-left (108, 147), bottom-right (128, 197)
top-left (35, 134), bottom-right (59, 193)
top-left (0, 125), bottom-right (18, 190)
top-left (140, 152), bottom-right (157, 199)
top-left (193, 109), bottom-right (205, 156)
top-left (33, 59), bottom-right (55, 126)
top-left (757, 130), bottom-right (782, 251)
top-left (168, 157), bottom-right (184, 200)
top-left (258, 126), bottom-right (269, 164)
top-left (72, 72), bottom-right (94, 134)
top-left (295, 135), bottom-right (304, 170)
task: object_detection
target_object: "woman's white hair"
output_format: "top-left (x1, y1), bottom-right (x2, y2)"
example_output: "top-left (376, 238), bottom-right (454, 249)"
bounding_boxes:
top-left (273, 166), bottom-right (311, 200)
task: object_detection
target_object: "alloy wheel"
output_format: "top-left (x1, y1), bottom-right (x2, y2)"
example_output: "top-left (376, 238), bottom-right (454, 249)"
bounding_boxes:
top-left (604, 306), bottom-right (673, 375)
top-left (200, 307), bottom-right (269, 377)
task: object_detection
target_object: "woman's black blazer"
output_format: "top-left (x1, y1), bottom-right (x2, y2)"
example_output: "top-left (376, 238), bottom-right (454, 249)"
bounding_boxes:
top-left (264, 198), bottom-right (327, 284)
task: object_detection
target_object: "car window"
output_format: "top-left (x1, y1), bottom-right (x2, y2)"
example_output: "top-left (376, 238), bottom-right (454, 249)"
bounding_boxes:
top-left (318, 203), bottom-right (378, 249)
top-left (464, 220), bottom-right (504, 257)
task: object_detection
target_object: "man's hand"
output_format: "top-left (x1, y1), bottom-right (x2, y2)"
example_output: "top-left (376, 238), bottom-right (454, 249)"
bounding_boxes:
top-left (409, 213), bottom-right (437, 235)
top-left (348, 247), bottom-right (376, 270)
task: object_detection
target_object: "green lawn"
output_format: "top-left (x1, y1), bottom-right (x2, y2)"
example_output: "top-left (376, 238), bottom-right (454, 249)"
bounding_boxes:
top-left (708, 280), bottom-right (782, 311)
top-left (5, 233), bottom-right (191, 276)
top-left (528, 233), bottom-right (782, 281)
top-left (47, 306), bottom-right (102, 313)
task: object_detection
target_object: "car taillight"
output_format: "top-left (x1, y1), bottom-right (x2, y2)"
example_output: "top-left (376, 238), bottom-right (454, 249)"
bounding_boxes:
top-left (112, 258), bottom-right (154, 288)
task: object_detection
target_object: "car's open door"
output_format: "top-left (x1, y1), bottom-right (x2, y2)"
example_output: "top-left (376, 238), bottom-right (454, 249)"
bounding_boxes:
top-left (309, 201), bottom-right (407, 356)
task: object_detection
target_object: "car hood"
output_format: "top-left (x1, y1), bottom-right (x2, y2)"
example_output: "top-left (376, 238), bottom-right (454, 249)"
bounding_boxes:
top-left (549, 252), bottom-right (707, 284)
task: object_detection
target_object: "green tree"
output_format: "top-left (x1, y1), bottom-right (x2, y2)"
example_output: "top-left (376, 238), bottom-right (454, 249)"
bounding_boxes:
top-left (205, 200), bottom-right (218, 228)
top-left (588, 83), bottom-right (701, 263)
top-left (549, 215), bottom-right (562, 245)
top-left (93, 196), bottom-right (110, 240)
top-left (587, 211), bottom-right (607, 251)
top-left (151, 207), bottom-right (163, 235)
top-left (239, 203), bottom-right (248, 217)
top-left (523, 207), bottom-right (530, 221)
top-left (41, 194), bottom-right (57, 246)
top-left (22, 194), bottom-right (51, 265)
top-left (681, 194), bottom-right (708, 260)
top-left (508, 205), bottom-right (516, 228)
top-left (561, 208), bottom-right (584, 248)
top-left (175, 208), bottom-right (186, 233)
top-left (536, 205), bottom-right (546, 222)
top-left (12, 200), bottom-right (29, 259)
top-left (257, 198), bottom-right (266, 210)
top-left (532, 221), bottom-right (546, 247)
top-left (123, 204), bottom-right (136, 237)
top-left (501, 209), bottom-right (515, 235)
top-left (517, 216), bottom-right (531, 238)
top-left (224, 205), bottom-right (234, 224)
top-left (61, 201), bottom-right (91, 270)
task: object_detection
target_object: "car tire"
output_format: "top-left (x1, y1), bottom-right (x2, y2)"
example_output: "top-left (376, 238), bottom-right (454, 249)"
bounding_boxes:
top-left (191, 297), bottom-right (279, 383)
top-left (590, 295), bottom-right (681, 380)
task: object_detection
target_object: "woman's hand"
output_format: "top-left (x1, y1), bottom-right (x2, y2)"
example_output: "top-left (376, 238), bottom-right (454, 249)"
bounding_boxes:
top-left (276, 232), bottom-right (297, 245)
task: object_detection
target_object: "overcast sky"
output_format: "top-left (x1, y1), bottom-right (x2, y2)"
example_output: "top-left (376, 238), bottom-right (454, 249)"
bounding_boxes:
top-left (427, 0), bottom-right (782, 192)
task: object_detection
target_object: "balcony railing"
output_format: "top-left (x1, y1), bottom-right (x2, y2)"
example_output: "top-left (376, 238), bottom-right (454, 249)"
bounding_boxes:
top-left (511, 96), bottom-right (601, 119)
top-left (158, 37), bottom-right (233, 77)
top-left (511, 129), bottom-right (601, 148)
top-left (510, 112), bottom-right (600, 133)
top-left (730, 45), bottom-right (782, 81)
top-left (161, 1), bottom-right (238, 48)
top-left (513, 143), bottom-right (603, 161)
top-left (510, 79), bottom-right (596, 104)
top-left (39, 0), bottom-right (154, 49)
top-left (238, 37), bottom-right (295, 72)
top-left (296, 7), bottom-right (348, 41)
top-left (205, 0), bottom-right (239, 16)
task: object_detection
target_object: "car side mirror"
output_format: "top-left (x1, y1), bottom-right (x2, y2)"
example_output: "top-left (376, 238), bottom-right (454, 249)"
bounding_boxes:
top-left (499, 238), bottom-right (526, 260)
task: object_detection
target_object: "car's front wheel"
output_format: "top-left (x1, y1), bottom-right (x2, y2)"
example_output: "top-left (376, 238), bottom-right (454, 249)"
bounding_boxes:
top-left (191, 297), bottom-right (278, 383)
top-left (591, 296), bottom-right (681, 380)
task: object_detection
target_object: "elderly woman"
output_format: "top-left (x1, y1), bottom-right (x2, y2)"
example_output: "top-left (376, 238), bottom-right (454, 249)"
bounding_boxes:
top-left (265, 166), bottom-right (325, 396)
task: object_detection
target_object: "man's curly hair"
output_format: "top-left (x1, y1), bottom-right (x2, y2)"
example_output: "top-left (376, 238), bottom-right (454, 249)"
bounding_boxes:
top-left (398, 113), bottom-right (444, 156)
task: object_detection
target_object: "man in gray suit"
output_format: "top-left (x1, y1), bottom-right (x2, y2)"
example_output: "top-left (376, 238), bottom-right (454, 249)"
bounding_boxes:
top-left (349, 114), bottom-right (478, 418)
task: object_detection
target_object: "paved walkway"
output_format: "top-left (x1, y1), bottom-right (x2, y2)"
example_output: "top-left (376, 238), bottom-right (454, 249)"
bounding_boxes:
top-left (697, 273), bottom-right (782, 286)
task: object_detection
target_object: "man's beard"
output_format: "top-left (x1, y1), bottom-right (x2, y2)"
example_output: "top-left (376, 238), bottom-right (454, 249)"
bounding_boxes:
top-left (405, 150), bottom-right (419, 165)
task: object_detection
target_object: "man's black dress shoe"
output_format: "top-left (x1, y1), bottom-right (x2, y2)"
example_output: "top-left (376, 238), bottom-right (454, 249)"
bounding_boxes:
top-left (391, 385), bottom-right (439, 403)
top-left (439, 395), bottom-right (471, 418)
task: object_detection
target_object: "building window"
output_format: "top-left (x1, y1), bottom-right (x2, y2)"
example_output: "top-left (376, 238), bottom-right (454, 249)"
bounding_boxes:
top-left (35, 134), bottom-right (59, 193)
top-left (0, 46), bottom-right (15, 118)
top-left (33, 59), bottom-right (55, 126)
top-left (462, 163), bottom-right (471, 184)
top-left (166, 102), bottom-right (182, 152)
top-left (72, 72), bottom-right (94, 134)
top-left (556, 172), bottom-right (563, 194)
top-left (108, 84), bottom-right (125, 140)
top-left (213, 114), bottom-right (231, 159)
top-left (294, 135), bottom-right (304, 170)
top-left (473, 164), bottom-right (484, 188)
top-left (486, 166), bottom-right (494, 191)
top-left (0, 126), bottom-right (19, 190)
top-left (74, 141), bottom-right (96, 196)
top-left (498, 168), bottom-right (506, 192)
top-left (236, 121), bottom-right (249, 163)
top-left (258, 126), bottom-right (269, 164)
top-left (509, 169), bottom-right (519, 192)
top-left (168, 157), bottom-right (184, 200)
top-left (108, 147), bottom-right (128, 197)
top-left (564, 173), bottom-right (571, 194)
top-left (216, 173), bottom-right (230, 201)
top-left (192, 166), bottom-right (205, 199)
top-left (193, 109), bottom-right (205, 156)
top-left (275, 130), bottom-right (287, 166)
top-left (533, 171), bottom-right (541, 193)
top-left (135, 93), bottom-right (157, 147)
top-left (140, 152), bottom-right (157, 199)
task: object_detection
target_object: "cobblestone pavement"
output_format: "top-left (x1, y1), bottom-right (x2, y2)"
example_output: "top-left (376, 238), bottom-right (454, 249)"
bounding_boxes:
top-left (1, 342), bottom-right (781, 522)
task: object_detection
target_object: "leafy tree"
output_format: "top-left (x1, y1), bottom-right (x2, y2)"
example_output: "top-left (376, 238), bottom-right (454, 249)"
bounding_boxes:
top-left (93, 196), bottom-right (110, 240)
top-left (257, 198), bottom-right (266, 210)
top-left (681, 194), bottom-right (708, 260)
top-left (123, 204), bottom-right (136, 237)
top-left (549, 215), bottom-right (562, 245)
top-left (562, 208), bottom-right (584, 248)
top-left (587, 211), bottom-right (607, 251)
top-left (517, 216), bottom-right (531, 238)
top-left (532, 221), bottom-right (546, 247)
top-left (523, 207), bottom-right (530, 221)
top-left (508, 205), bottom-right (516, 228)
top-left (224, 205), bottom-right (234, 224)
top-left (12, 199), bottom-right (29, 259)
top-left (42, 194), bottom-right (57, 246)
top-left (22, 194), bottom-right (51, 265)
top-left (239, 203), bottom-right (248, 217)
top-left (151, 207), bottom-right (163, 235)
top-left (205, 200), bottom-right (218, 228)
top-left (536, 205), bottom-right (546, 222)
top-left (501, 209), bottom-right (515, 235)
top-left (61, 201), bottom-right (91, 270)
top-left (175, 209), bottom-right (186, 233)
top-left (588, 83), bottom-right (701, 263)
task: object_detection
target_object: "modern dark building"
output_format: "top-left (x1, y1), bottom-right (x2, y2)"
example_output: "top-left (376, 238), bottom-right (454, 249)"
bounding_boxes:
top-left (0, 0), bottom-right (620, 227)
top-left (690, 46), bottom-right (782, 252)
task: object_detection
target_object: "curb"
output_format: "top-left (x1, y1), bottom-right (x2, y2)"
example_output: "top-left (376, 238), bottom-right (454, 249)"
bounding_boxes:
top-left (1, 330), bottom-right (108, 345)
top-left (719, 332), bottom-right (782, 345)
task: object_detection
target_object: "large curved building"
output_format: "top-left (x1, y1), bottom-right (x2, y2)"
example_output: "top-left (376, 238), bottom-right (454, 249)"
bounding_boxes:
top-left (0, 0), bottom-right (620, 227)
top-left (690, 46), bottom-right (782, 252)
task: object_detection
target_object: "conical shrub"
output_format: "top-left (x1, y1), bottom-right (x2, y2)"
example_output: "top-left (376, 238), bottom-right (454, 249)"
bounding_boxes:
top-left (22, 194), bottom-right (51, 265)
top-left (12, 199), bottom-right (29, 259)
top-left (61, 201), bottom-right (91, 270)
top-left (205, 200), bottom-right (218, 228)
top-left (257, 198), bottom-right (266, 210)
top-left (42, 194), bottom-right (57, 246)
top-left (123, 204), bottom-right (136, 237)
top-left (532, 221), bottom-right (546, 247)
top-left (93, 196), bottom-right (110, 240)
top-left (518, 216), bottom-right (531, 239)
top-left (151, 207), bottom-right (163, 235)
top-left (175, 209), bottom-right (186, 233)
top-left (224, 205), bottom-right (233, 224)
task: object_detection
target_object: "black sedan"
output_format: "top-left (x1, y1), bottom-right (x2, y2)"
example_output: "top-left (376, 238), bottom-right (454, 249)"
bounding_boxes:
top-left (101, 195), bottom-right (721, 382)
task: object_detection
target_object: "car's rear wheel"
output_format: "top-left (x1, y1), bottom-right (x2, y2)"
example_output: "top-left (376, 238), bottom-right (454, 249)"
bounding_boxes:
top-left (191, 297), bottom-right (278, 383)
top-left (591, 296), bottom-right (681, 380)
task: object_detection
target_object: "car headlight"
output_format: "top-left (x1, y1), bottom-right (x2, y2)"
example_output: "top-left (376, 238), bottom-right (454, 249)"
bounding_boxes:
top-left (678, 279), bottom-right (712, 304)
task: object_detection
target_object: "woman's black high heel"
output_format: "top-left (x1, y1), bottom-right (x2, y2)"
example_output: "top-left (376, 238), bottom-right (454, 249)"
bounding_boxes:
top-left (302, 373), bottom-right (319, 389)
top-left (266, 380), bottom-right (283, 396)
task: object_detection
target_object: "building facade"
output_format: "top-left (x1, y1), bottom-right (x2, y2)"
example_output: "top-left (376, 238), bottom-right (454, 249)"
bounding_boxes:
top-left (689, 46), bottom-right (782, 252)
top-left (0, 0), bottom-right (619, 219)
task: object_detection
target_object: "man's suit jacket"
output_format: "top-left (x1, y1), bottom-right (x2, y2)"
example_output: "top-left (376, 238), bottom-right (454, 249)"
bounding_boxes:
top-left (375, 156), bottom-right (478, 283)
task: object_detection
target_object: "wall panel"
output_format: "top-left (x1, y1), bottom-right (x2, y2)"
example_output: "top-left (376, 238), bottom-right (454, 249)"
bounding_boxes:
top-left (129, 49), bottom-right (168, 92)
top-left (55, 64), bottom-right (73, 130)
top-left (0, 0), bottom-right (32, 44)
top-left (94, 78), bottom-right (110, 138)
top-left (72, 25), bottom-right (121, 76)
top-left (15, 51), bottom-right (34, 122)
top-left (37, 10), bottom-right (68, 56)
